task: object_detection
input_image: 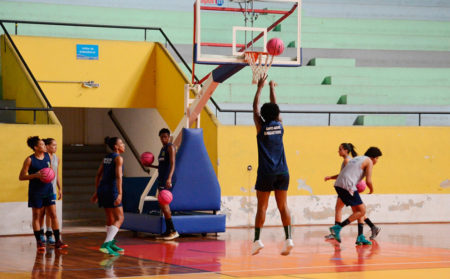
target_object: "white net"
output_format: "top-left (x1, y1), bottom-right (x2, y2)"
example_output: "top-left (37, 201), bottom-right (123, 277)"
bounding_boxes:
top-left (244, 51), bottom-right (274, 84)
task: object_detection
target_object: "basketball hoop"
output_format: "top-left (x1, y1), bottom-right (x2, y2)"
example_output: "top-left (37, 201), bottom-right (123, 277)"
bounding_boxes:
top-left (244, 51), bottom-right (274, 84)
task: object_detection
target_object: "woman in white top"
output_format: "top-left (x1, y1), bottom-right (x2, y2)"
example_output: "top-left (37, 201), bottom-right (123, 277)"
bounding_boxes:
top-left (42, 138), bottom-right (62, 245)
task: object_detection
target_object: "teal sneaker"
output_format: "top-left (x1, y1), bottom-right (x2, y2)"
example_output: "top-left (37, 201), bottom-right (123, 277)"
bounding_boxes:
top-left (329, 225), bottom-right (342, 243)
top-left (99, 242), bottom-right (120, 256)
top-left (109, 239), bottom-right (124, 254)
top-left (355, 234), bottom-right (372, 245)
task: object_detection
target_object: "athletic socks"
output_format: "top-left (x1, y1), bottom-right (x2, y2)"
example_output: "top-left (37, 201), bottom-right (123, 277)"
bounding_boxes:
top-left (53, 229), bottom-right (60, 242)
top-left (254, 227), bottom-right (261, 242)
top-left (34, 231), bottom-right (41, 242)
top-left (105, 225), bottom-right (119, 242)
top-left (284, 225), bottom-right (291, 240)
top-left (165, 218), bottom-right (175, 232)
top-left (365, 218), bottom-right (375, 229)
top-left (335, 221), bottom-right (341, 226)
top-left (340, 219), bottom-right (351, 227)
top-left (358, 223), bottom-right (364, 236)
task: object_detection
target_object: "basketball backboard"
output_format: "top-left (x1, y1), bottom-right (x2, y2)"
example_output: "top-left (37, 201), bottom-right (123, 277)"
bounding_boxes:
top-left (194, 0), bottom-right (302, 66)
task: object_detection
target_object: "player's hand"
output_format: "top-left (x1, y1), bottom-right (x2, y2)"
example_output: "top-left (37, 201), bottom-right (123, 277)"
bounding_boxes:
top-left (368, 188), bottom-right (374, 194)
top-left (269, 80), bottom-right (277, 87)
top-left (90, 192), bottom-right (98, 203)
top-left (257, 74), bottom-right (267, 89)
top-left (58, 189), bottom-right (62, 200)
top-left (166, 179), bottom-right (172, 189)
top-left (324, 176), bottom-right (330, 181)
top-left (114, 194), bottom-right (122, 206)
top-left (34, 171), bottom-right (42, 179)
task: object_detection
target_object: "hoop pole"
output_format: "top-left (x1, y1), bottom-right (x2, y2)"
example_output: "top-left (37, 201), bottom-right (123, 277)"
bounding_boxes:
top-left (200, 6), bottom-right (289, 15)
top-left (192, 1), bottom-right (198, 84)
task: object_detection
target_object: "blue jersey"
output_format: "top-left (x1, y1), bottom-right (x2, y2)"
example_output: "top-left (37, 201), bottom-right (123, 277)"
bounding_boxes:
top-left (157, 143), bottom-right (176, 185)
top-left (98, 153), bottom-right (119, 191)
top-left (256, 120), bottom-right (289, 175)
top-left (28, 153), bottom-right (53, 196)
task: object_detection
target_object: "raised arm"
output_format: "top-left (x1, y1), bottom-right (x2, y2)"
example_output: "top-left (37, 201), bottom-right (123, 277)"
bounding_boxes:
top-left (269, 80), bottom-right (277, 104)
top-left (253, 76), bottom-right (267, 133)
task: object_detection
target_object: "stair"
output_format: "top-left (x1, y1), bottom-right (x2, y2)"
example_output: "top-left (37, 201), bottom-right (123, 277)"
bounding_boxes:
top-left (62, 145), bottom-right (106, 224)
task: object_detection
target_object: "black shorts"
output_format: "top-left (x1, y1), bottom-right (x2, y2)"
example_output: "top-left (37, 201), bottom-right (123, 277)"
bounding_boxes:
top-left (28, 192), bottom-right (56, 208)
top-left (255, 173), bottom-right (289, 192)
top-left (97, 189), bottom-right (122, 208)
top-left (334, 186), bottom-right (363, 207)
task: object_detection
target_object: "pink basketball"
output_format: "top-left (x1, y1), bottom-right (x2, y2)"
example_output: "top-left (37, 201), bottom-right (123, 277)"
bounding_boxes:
top-left (158, 190), bottom-right (173, 205)
top-left (266, 38), bottom-right (284, 56)
top-left (356, 180), bottom-right (367, 193)
top-left (40, 168), bottom-right (55, 184)
top-left (140, 152), bottom-right (154, 166)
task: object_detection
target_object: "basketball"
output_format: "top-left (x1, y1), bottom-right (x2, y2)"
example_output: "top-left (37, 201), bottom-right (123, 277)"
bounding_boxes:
top-left (158, 190), bottom-right (173, 205)
top-left (266, 38), bottom-right (284, 56)
top-left (356, 180), bottom-right (367, 193)
top-left (40, 168), bottom-right (55, 184)
top-left (140, 152), bottom-right (154, 166)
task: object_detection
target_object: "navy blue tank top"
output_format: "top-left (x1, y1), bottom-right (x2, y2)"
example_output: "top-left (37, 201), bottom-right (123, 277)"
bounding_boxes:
top-left (157, 143), bottom-right (176, 184)
top-left (256, 120), bottom-right (289, 175)
top-left (98, 153), bottom-right (119, 191)
top-left (28, 153), bottom-right (53, 195)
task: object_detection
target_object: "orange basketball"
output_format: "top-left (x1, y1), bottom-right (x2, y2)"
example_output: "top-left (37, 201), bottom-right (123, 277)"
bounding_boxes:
top-left (40, 168), bottom-right (55, 184)
top-left (140, 152), bottom-right (154, 166)
top-left (158, 190), bottom-right (173, 205)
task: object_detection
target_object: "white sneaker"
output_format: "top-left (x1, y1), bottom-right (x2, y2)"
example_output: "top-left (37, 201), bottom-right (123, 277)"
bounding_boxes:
top-left (163, 231), bottom-right (179, 241)
top-left (281, 239), bottom-right (294, 256)
top-left (251, 240), bottom-right (264, 255)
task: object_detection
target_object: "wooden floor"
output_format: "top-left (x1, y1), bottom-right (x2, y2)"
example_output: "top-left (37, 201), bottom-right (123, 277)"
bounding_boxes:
top-left (1, 224), bottom-right (449, 279)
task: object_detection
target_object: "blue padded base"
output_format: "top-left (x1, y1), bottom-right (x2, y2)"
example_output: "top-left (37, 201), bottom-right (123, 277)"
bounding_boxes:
top-left (122, 212), bottom-right (226, 235)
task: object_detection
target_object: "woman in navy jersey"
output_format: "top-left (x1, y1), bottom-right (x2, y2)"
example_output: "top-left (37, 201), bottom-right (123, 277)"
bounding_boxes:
top-left (251, 76), bottom-right (293, 256)
top-left (91, 136), bottom-right (125, 256)
top-left (19, 136), bottom-right (67, 251)
top-left (149, 128), bottom-right (178, 241)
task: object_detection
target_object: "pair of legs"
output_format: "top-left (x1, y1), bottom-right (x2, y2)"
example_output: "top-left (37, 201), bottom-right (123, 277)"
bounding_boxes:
top-left (38, 204), bottom-right (59, 243)
top-left (330, 196), bottom-right (380, 240)
top-left (253, 189), bottom-right (293, 255)
top-left (100, 206), bottom-right (124, 256)
top-left (32, 204), bottom-right (65, 250)
top-left (158, 202), bottom-right (179, 240)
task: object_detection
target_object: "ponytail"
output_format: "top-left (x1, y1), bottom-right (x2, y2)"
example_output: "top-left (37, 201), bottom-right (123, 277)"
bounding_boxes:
top-left (341, 143), bottom-right (357, 157)
top-left (104, 136), bottom-right (118, 151)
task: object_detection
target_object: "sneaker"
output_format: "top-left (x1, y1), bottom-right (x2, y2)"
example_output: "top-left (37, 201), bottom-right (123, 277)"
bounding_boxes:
top-left (251, 240), bottom-right (264, 255)
top-left (156, 231), bottom-right (171, 240)
top-left (99, 242), bottom-right (119, 256)
top-left (39, 234), bottom-right (46, 244)
top-left (329, 225), bottom-right (342, 243)
top-left (109, 239), bottom-right (124, 254)
top-left (47, 235), bottom-right (56, 245)
top-left (55, 240), bottom-right (68, 249)
top-left (281, 239), bottom-right (294, 256)
top-left (37, 240), bottom-right (46, 252)
top-left (370, 226), bottom-right (381, 240)
top-left (355, 234), bottom-right (372, 245)
top-left (163, 231), bottom-right (179, 241)
top-left (324, 233), bottom-right (335, 239)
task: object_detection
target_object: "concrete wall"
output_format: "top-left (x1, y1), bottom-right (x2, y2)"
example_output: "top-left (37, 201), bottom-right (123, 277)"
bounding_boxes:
top-left (217, 126), bottom-right (450, 226)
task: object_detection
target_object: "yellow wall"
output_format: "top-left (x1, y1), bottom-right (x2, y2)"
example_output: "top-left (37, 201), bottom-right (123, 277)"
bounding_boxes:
top-left (217, 126), bottom-right (450, 196)
top-left (8, 35), bottom-right (156, 108)
top-left (1, 36), bottom-right (58, 124)
top-left (154, 43), bottom-right (219, 173)
top-left (0, 124), bottom-right (63, 202)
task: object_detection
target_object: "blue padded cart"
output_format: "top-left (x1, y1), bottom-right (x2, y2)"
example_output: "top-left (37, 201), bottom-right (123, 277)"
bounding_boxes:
top-left (122, 128), bottom-right (226, 235)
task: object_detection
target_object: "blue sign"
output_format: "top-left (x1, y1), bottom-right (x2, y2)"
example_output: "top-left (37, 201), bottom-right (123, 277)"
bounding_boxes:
top-left (76, 44), bottom-right (99, 60)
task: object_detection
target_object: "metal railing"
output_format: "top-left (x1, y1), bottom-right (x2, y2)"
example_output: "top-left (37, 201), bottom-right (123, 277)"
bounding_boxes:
top-left (211, 108), bottom-right (450, 126)
top-left (0, 107), bottom-right (52, 124)
top-left (108, 110), bottom-right (150, 174)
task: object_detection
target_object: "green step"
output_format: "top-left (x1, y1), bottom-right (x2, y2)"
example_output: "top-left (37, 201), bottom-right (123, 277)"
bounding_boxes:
top-left (353, 115), bottom-right (407, 126)
top-left (323, 75), bottom-right (450, 86)
top-left (307, 58), bottom-right (356, 67)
